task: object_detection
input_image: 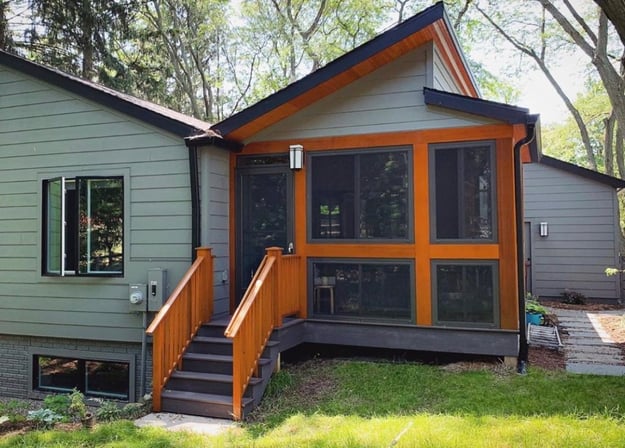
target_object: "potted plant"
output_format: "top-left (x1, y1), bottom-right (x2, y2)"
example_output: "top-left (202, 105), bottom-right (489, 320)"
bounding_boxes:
top-left (525, 293), bottom-right (547, 325)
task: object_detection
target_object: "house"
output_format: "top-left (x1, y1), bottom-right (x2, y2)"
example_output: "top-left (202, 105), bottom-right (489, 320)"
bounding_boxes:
top-left (523, 155), bottom-right (625, 301)
top-left (0, 2), bottom-right (540, 419)
top-left (0, 50), bottom-right (234, 402)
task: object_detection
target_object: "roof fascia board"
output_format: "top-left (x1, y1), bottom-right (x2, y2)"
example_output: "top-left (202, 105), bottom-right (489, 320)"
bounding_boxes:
top-left (0, 50), bottom-right (201, 137)
top-left (212, 2), bottom-right (446, 137)
top-left (423, 87), bottom-right (530, 124)
top-left (540, 155), bottom-right (625, 189)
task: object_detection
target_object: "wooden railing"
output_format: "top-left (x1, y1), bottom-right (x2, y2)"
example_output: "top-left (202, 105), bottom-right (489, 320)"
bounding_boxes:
top-left (146, 247), bottom-right (214, 411)
top-left (224, 247), bottom-right (302, 420)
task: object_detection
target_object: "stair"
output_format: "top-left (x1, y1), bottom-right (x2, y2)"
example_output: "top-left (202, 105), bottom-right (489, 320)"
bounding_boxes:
top-left (160, 319), bottom-right (280, 419)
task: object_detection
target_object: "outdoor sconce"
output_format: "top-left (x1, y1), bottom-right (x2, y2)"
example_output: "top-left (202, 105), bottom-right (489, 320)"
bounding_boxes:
top-left (289, 144), bottom-right (304, 170)
top-left (539, 222), bottom-right (548, 237)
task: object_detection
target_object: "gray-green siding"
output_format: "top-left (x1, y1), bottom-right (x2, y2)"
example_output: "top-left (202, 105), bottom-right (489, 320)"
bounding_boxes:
top-left (0, 65), bottom-right (229, 342)
top-left (523, 162), bottom-right (622, 300)
top-left (247, 43), bottom-right (495, 144)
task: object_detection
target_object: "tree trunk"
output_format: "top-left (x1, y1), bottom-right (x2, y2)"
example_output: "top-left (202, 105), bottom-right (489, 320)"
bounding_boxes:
top-left (604, 113), bottom-right (615, 176)
top-left (594, 0), bottom-right (625, 48)
top-left (616, 125), bottom-right (625, 179)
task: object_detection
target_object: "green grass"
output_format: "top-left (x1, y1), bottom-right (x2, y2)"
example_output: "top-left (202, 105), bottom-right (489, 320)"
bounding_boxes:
top-left (2, 360), bottom-right (625, 447)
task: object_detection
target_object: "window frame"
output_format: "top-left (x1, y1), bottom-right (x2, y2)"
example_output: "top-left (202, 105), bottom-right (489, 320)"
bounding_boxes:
top-left (42, 175), bottom-right (125, 277)
top-left (308, 258), bottom-right (416, 323)
top-left (307, 146), bottom-right (414, 243)
top-left (29, 348), bottom-right (135, 401)
top-left (429, 141), bottom-right (497, 243)
top-left (431, 259), bottom-right (500, 328)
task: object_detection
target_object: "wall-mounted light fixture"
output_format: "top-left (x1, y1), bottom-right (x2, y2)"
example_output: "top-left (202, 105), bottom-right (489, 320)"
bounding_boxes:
top-left (289, 144), bottom-right (304, 170)
top-left (539, 222), bottom-right (548, 237)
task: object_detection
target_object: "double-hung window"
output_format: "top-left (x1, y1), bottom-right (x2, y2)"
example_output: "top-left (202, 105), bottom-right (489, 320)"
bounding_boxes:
top-left (43, 177), bottom-right (123, 276)
top-left (310, 148), bottom-right (411, 241)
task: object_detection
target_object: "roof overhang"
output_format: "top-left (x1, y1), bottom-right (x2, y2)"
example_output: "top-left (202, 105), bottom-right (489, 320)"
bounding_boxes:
top-left (539, 155), bottom-right (625, 189)
top-left (0, 49), bottom-right (232, 145)
top-left (423, 87), bottom-right (541, 160)
top-left (212, 2), bottom-right (478, 142)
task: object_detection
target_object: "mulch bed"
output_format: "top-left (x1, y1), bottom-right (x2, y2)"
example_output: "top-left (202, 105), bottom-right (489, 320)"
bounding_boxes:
top-left (528, 346), bottom-right (565, 371)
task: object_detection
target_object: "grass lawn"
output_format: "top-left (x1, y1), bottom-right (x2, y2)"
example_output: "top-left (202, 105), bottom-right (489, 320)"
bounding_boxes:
top-left (2, 359), bottom-right (625, 447)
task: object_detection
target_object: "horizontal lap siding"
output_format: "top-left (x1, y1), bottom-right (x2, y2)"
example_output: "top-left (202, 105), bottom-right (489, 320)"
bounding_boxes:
top-left (0, 66), bottom-right (197, 342)
top-left (523, 163), bottom-right (621, 299)
top-left (247, 44), bottom-right (495, 143)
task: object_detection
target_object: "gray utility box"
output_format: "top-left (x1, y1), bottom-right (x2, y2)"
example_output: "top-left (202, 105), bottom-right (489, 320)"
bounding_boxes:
top-left (147, 268), bottom-right (168, 312)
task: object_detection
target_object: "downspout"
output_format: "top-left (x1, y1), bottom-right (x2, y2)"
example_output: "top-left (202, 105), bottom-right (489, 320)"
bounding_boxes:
top-left (188, 145), bottom-right (201, 261)
top-left (514, 119), bottom-right (536, 374)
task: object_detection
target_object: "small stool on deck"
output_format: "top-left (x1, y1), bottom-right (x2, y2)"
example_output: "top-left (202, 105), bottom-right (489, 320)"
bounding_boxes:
top-left (313, 285), bottom-right (335, 314)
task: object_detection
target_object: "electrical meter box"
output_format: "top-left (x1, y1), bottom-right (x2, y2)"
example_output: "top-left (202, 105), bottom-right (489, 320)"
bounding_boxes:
top-left (128, 284), bottom-right (146, 312)
top-left (147, 268), bottom-right (168, 312)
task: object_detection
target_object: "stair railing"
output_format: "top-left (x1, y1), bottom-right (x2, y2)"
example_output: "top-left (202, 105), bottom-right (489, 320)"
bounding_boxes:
top-left (146, 247), bottom-right (214, 411)
top-left (224, 247), bottom-right (301, 420)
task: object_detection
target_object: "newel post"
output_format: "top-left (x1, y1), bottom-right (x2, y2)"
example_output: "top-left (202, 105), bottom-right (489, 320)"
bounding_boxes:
top-left (195, 247), bottom-right (214, 322)
top-left (266, 247), bottom-right (282, 326)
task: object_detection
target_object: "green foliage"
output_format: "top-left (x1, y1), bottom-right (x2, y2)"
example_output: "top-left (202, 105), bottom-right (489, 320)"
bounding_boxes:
top-left (561, 289), bottom-right (587, 305)
top-left (68, 389), bottom-right (88, 421)
top-left (525, 299), bottom-right (547, 315)
top-left (94, 400), bottom-right (121, 422)
top-left (26, 409), bottom-right (63, 429)
top-left (42, 394), bottom-right (70, 417)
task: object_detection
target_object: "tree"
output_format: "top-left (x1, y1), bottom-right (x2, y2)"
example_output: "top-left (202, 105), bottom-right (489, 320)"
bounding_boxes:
top-left (24, 0), bottom-right (137, 80)
top-left (594, 0), bottom-right (625, 48)
top-left (0, 1), bottom-right (12, 51)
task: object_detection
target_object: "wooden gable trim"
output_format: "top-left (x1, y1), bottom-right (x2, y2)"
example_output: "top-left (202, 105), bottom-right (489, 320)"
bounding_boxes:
top-left (431, 21), bottom-right (477, 97)
top-left (214, 2), bottom-right (480, 143)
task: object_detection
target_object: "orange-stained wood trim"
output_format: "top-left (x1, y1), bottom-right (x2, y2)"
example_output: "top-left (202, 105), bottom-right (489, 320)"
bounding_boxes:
top-left (231, 126), bottom-right (521, 330)
top-left (414, 143), bottom-right (431, 325)
top-left (242, 124), bottom-right (516, 155)
top-left (429, 244), bottom-right (500, 259)
top-left (431, 21), bottom-right (477, 97)
top-left (496, 138), bottom-right (519, 330)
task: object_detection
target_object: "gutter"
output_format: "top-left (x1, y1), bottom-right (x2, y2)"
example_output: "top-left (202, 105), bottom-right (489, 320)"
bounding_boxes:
top-left (188, 144), bottom-right (201, 261)
top-left (514, 115), bottom-right (538, 374)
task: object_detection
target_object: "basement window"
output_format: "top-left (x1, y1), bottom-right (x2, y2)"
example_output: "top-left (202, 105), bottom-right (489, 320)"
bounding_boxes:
top-left (33, 355), bottom-right (130, 400)
top-left (42, 177), bottom-right (124, 276)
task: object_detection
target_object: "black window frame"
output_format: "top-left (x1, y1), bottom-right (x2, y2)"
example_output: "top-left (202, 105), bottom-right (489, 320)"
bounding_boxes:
top-left (308, 258), bottom-right (415, 323)
top-left (307, 147), bottom-right (413, 243)
top-left (42, 176), bottom-right (124, 277)
top-left (429, 141), bottom-right (497, 243)
top-left (431, 260), bottom-right (500, 328)
top-left (32, 355), bottom-right (131, 401)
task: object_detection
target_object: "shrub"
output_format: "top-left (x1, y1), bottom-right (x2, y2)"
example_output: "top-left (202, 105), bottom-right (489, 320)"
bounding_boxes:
top-left (561, 289), bottom-right (586, 305)
top-left (95, 400), bottom-right (122, 422)
top-left (525, 298), bottom-right (546, 315)
top-left (43, 394), bottom-right (71, 417)
top-left (27, 408), bottom-right (64, 428)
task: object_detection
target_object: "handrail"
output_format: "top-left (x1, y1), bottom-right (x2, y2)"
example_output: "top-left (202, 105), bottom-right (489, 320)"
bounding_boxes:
top-left (146, 247), bottom-right (213, 411)
top-left (225, 247), bottom-right (301, 420)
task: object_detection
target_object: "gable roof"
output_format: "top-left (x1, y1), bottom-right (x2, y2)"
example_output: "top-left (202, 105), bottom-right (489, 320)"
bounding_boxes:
top-left (0, 49), bottom-right (225, 142)
top-left (212, 1), bottom-right (478, 142)
top-left (539, 155), bottom-right (625, 189)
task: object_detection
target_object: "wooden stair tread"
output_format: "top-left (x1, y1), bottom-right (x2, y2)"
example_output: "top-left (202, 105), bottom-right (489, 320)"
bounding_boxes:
top-left (162, 389), bottom-right (253, 406)
top-left (193, 336), bottom-right (232, 344)
top-left (183, 352), bottom-right (232, 362)
top-left (170, 370), bottom-right (261, 385)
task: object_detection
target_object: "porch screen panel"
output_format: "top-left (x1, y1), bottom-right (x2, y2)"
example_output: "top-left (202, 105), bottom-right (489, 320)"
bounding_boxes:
top-left (433, 143), bottom-right (495, 240)
top-left (434, 262), bottom-right (498, 326)
top-left (310, 148), bottom-right (409, 240)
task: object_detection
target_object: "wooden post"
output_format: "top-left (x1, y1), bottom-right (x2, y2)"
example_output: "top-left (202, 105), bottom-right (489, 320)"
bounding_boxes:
top-left (266, 247), bottom-right (282, 327)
